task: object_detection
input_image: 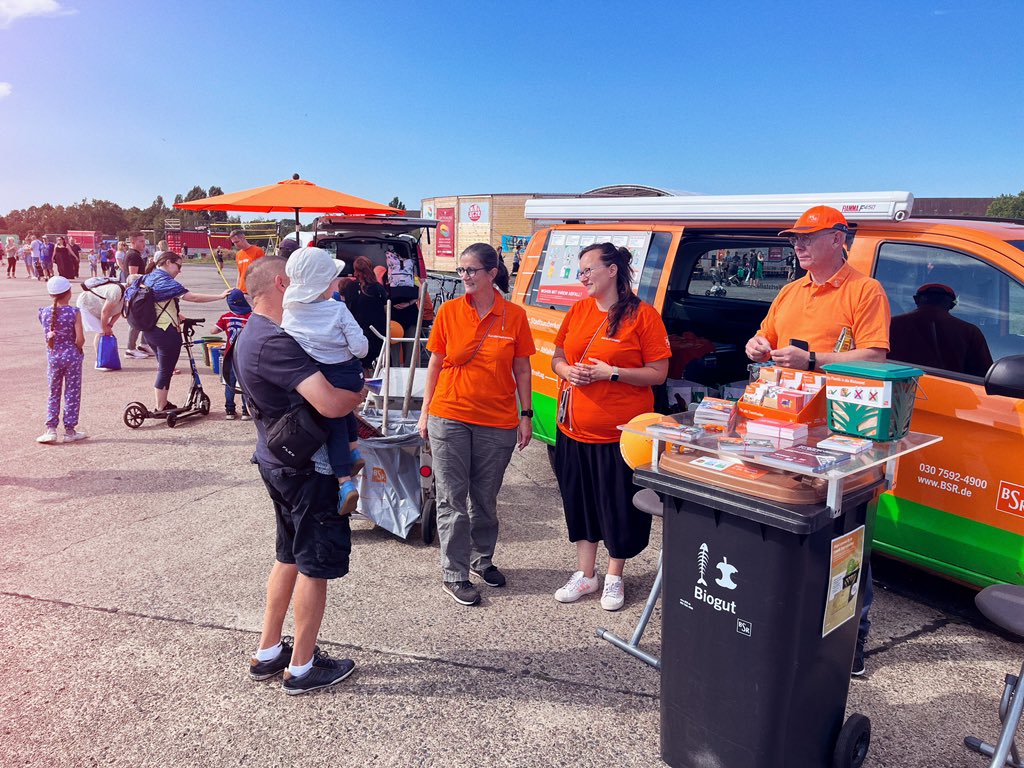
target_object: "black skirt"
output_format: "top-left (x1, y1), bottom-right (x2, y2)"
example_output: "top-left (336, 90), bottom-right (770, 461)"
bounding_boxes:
top-left (554, 430), bottom-right (651, 560)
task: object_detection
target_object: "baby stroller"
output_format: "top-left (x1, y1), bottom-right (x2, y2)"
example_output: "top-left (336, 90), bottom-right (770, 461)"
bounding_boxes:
top-left (123, 317), bottom-right (211, 428)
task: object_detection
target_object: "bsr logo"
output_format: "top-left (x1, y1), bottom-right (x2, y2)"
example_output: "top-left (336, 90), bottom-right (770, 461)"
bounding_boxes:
top-left (372, 467), bottom-right (388, 483)
top-left (996, 481), bottom-right (1024, 515)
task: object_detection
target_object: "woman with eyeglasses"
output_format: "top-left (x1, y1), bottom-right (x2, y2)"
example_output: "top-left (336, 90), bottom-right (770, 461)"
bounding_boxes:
top-left (138, 252), bottom-right (230, 412)
top-left (549, 242), bottom-right (670, 611)
top-left (418, 243), bottom-right (536, 607)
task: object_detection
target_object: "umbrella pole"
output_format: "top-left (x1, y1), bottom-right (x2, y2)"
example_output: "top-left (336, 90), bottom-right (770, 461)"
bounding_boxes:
top-left (381, 300), bottom-right (392, 433)
top-left (294, 208), bottom-right (301, 249)
top-left (402, 281), bottom-right (427, 419)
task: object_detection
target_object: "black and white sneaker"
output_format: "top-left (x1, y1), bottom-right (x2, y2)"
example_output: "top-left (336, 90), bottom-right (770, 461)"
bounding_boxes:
top-left (249, 638), bottom-right (294, 681)
top-left (442, 580), bottom-right (481, 605)
top-left (282, 651), bottom-right (356, 695)
top-left (851, 639), bottom-right (866, 677)
top-left (472, 566), bottom-right (506, 588)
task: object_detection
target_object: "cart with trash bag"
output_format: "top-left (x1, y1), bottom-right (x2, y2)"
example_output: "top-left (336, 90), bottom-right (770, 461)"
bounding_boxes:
top-left (353, 286), bottom-right (437, 542)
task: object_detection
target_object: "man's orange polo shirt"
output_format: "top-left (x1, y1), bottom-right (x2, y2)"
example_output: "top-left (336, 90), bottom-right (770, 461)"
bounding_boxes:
top-left (427, 289), bottom-right (536, 430)
top-left (758, 261), bottom-right (890, 354)
top-left (235, 245), bottom-right (265, 294)
top-left (555, 298), bottom-right (671, 444)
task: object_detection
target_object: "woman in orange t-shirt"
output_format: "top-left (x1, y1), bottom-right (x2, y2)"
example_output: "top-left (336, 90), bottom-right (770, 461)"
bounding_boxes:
top-left (418, 243), bottom-right (536, 607)
top-left (550, 243), bottom-right (670, 611)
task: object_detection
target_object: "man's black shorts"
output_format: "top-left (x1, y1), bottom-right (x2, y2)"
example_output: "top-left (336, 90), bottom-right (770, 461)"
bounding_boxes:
top-left (257, 463), bottom-right (350, 579)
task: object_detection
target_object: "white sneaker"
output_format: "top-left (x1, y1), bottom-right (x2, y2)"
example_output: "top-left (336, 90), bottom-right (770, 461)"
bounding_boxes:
top-left (64, 430), bottom-right (88, 443)
top-left (601, 577), bottom-right (625, 611)
top-left (36, 429), bottom-right (58, 444)
top-left (554, 570), bottom-right (600, 603)
top-left (137, 344), bottom-right (154, 355)
top-left (125, 349), bottom-right (149, 359)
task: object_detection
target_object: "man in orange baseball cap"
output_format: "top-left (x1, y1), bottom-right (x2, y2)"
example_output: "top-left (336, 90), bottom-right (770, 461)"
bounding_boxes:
top-left (745, 204), bottom-right (889, 372)
top-left (745, 203), bottom-right (891, 676)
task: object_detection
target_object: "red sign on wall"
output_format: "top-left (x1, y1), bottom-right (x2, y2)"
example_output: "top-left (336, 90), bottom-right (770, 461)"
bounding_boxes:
top-left (436, 207), bottom-right (455, 260)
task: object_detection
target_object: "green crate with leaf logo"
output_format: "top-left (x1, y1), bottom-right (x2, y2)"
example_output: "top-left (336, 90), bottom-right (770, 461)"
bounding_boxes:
top-left (821, 362), bottom-right (923, 441)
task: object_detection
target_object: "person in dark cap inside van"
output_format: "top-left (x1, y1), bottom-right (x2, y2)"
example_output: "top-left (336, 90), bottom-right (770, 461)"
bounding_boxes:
top-left (889, 283), bottom-right (993, 378)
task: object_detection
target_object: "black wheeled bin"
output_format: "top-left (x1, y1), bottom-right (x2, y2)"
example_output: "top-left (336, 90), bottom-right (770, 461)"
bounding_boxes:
top-left (636, 467), bottom-right (882, 768)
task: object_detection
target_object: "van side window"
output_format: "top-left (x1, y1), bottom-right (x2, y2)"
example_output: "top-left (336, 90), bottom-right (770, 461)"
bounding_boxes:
top-left (874, 242), bottom-right (1024, 377)
top-left (524, 230), bottom-right (661, 310)
top-left (674, 243), bottom-right (799, 303)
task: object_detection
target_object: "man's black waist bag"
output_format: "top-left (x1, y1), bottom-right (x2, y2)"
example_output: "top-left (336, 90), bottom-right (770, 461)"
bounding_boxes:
top-left (264, 404), bottom-right (328, 469)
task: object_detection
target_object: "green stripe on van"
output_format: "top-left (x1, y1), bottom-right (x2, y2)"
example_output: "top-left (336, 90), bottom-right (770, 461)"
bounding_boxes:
top-left (873, 493), bottom-right (1023, 587)
top-left (532, 393), bottom-right (558, 447)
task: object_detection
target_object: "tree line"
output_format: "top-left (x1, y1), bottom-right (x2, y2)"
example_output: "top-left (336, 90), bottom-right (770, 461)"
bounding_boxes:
top-left (0, 188), bottom-right (411, 241)
top-left (0, 185), bottom-right (251, 240)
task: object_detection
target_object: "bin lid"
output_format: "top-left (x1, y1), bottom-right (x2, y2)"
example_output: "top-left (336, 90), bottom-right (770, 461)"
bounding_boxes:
top-left (634, 467), bottom-right (883, 535)
top-left (821, 361), bottom-right (923, 380)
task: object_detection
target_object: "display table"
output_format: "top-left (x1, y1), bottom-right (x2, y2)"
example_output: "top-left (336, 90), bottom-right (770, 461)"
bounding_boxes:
top-left (620, 412), bottom-right (941, 517)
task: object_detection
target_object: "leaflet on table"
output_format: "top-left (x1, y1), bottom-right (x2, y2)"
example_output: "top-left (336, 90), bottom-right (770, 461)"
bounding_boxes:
top-left (693, 397), bottom-right (738, 431)
top-left (645, 423), bottom-right (707, 442)
top-left (761, 444), bottom-right (851, 472)
top-left (744, 417), bottom-right (808, 441)
top-left (689, 455), bottom-right (770, 479)
top-left (816, 435), bottom-right (872, 454)
top-left (716, 436), bottom-right (779, 455)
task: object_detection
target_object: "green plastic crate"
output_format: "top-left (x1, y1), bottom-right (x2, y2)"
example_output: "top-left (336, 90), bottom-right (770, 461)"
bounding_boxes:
top-left (821, 362), bottom-right (923, 441)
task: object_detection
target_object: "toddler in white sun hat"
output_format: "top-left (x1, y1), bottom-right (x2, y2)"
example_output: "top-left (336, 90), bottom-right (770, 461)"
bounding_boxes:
top-left (281, 247), bottom-right (369, 515)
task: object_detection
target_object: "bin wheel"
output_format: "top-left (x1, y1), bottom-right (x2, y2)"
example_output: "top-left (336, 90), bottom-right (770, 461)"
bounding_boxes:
top-left (199, 393), bottom-right (211, 415)
top-left (833, 713), bottom-right (871, 768)
top-left (166, 413), bottom-right (178, 428)
top-left (420, 498), bottom-right (436, 545)
top-left (123, 402), bottom-right (147, 429)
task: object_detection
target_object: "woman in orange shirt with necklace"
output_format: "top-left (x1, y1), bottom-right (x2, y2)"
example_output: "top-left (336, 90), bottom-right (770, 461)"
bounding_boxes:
top-left (550, 243), bottom-right (670, 611)
top-left (418, 243), bottom-right (536, 607)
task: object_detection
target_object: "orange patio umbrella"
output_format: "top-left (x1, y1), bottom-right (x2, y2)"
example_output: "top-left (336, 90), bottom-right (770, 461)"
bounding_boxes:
top-left (173, 173), bottom-right (402, 244)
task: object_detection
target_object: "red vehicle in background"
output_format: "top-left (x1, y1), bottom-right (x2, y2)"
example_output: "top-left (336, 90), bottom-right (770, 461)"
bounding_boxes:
top-left (66, 230), bottom-right (106, 254)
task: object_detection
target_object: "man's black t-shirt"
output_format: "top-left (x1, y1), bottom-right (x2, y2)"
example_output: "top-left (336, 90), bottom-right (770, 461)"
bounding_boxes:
top-left (125, 248), bottom-right (146, 274)
top-left (232, 313), bottom-right (320, 468)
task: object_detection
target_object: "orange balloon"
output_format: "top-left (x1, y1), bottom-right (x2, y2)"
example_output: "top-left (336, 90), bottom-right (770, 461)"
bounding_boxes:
top-left (619, 412), bottom-right (665, 470)
top-left (389, 321), bottom-right (404, 344)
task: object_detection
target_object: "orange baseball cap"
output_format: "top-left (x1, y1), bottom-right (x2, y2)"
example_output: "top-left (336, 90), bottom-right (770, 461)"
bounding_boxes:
top-left (779, 205), bottom-right (850, 236)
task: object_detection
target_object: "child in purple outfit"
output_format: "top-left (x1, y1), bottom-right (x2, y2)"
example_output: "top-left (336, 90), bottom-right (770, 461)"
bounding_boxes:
top-left (37, 276), bottom-right (87, 444)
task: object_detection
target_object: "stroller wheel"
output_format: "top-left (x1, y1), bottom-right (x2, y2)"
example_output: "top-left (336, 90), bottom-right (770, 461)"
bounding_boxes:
top-left (166, 413), bottom-right (178, 428)
top-left (199, 393), bottom-right (211, 415)
top-left (705, 289), bottom-right (712, 296)
top-left (123, 402), bottom-right (147, 429)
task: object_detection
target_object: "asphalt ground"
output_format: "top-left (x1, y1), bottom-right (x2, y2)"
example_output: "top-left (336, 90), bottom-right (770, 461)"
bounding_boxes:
top-left (0, 264), bottom-right (1018, 767)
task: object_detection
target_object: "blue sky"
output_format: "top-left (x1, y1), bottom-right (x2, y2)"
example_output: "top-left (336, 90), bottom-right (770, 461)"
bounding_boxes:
top-left (1, 0), bottom-right (1022, 218)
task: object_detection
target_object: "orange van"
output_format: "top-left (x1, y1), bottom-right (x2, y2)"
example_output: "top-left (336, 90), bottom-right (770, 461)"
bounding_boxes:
top-left (512, 192), bottom-right (1024, 588)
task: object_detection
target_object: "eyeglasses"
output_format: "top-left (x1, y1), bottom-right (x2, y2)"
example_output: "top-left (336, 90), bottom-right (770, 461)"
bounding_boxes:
top-left (577, 264), bottom-right (607, 279)
top-left (788, 230), bottom-right (836, 248)
top-left (455, 266), bottom-right (486, 277)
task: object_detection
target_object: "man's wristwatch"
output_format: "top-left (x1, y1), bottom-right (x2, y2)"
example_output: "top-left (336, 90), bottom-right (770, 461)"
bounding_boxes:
top-left (521, 409), bottom-right (534, 418)
top-left (807, 351), bottom-right (817, 371)
top-left (610, 366), bottom-right (620, 382)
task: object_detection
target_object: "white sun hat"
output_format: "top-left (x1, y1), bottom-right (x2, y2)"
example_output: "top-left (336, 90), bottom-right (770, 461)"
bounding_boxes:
top-left (282, 246), bottom-right (346, 305)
